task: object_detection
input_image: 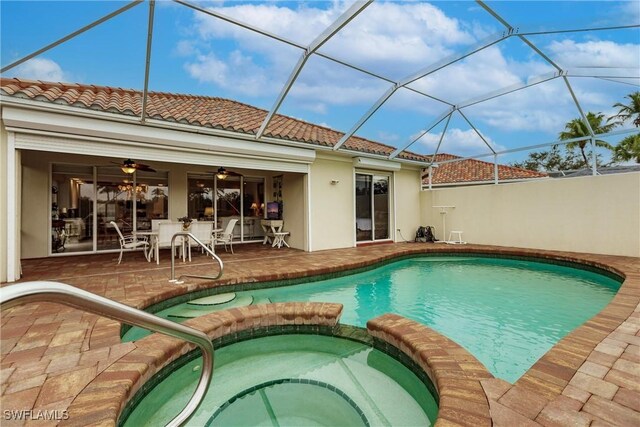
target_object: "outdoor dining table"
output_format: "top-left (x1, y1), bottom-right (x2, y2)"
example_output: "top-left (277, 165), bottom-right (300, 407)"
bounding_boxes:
top-left (135, 228), bottom-right (187, 264)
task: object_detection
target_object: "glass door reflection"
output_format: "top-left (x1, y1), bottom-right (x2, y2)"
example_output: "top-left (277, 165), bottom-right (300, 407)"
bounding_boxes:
top-left (96, 167), bottom-right (134, 251)
top-left (51, 164), bottom-right (95, 253)
top-left (355, 174), bottom-right (373, 242)
top-left (216, 177), bottom-right (241, 239)
top-left (374, 176), bottom-right (389, 240)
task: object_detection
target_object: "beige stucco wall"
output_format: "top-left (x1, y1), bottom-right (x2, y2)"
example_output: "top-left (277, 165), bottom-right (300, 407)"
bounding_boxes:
top-left (421, 173), bottom-right (640, 257)
top-left (0, 118), bottom-right (7, 282)
top-left (394, 166), bottom-right (423, 243)
top-left (309, 154), bottom-right (423, 251)
top-left (309, 156), bottom-right (355, 251)
top-left (0, 121), bottom-right (22, 283)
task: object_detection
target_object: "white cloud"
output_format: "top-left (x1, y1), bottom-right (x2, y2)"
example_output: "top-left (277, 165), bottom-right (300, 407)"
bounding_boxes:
top-left (377, 131), bottom-right (400, 144)
top-left (410, 45), bottom-right (524, 106)
top-left (414, 128), bottom-right (504, 156)
top-left (184, 1), bottom-right (476, 100)
top-left (615, 1), bottom-right (640, 25)
top-left (174, 40), bottom-right (197, 57)
top-left (290, 79), bottom-right (386, 105)
top-left (179, 1), bottom-right (639, 140)
top-left (479, 109), bottom-right (569, 133)
top-left (547, 39), bottom-right (640, 68)
top-left (184, 50), bottom-right (272, 96)
top-left (299, 102), bottom-right (328, 114)
top-left (8, 58), bottom-right (67, 82)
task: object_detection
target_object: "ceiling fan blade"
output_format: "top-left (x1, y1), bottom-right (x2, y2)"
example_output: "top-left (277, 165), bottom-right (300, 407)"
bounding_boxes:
top-left (135, 164), bottom-right (156, 172)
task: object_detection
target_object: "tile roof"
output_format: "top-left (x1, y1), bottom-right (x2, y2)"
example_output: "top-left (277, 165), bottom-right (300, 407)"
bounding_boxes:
top-left (0, 77), bottom-right (421, 161)
top-left (424, 153), bottom-right (547, 185)
top-left (1, 77), bottom-right (546, 184)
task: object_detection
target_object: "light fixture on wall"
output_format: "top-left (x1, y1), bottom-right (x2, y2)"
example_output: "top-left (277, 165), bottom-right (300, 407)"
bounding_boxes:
top-left (215, 167), bottom-right (228, 180)
top-left (330, 179), bottom-right (340, 185)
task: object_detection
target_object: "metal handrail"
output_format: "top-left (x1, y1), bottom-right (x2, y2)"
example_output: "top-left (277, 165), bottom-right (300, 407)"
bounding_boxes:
top-left (170, 232), bottom-right (224, 284)
top-left (0, 281), bottom-right (214, 427)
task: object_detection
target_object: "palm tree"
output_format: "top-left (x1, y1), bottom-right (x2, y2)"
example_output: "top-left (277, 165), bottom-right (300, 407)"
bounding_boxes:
top-left (608, 92), bottom-right (640, 128)
top-left (559, 112), bottom-right (615, 166)
top-left (612, 134), bottom-right (640, 164)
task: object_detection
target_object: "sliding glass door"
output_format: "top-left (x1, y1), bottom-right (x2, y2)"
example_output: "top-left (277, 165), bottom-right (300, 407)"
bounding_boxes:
top-left (355, 174), bottom-right (373, 242)
top-left (51, 163), bottom-right (169, 255)
top-left (355, 173), bottom-right (390, 242)
top-left (51, 164), bottom-right (95, 253)
top-left (187, 173), bottom-right (265, 242)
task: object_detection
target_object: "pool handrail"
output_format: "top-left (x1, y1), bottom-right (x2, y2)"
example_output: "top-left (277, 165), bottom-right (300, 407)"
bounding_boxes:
top-left (0, 281), bottom-right (214, 427)
top-left (170, 232), bottom-right (224, 284)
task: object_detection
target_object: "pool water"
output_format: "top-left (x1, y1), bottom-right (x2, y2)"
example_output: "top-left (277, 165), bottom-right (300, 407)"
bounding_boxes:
top-left (124, 256), bottom-right (620, 383)
top-left (124, 335), bottom-right (438, 426)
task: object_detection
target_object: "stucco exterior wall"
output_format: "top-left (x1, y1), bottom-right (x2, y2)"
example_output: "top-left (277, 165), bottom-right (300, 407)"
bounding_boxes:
top-left (0, 122), bottom-right (22, 282)
top-left (420, 173), bottom-right (640, 257)
top-left (0, 119), bottom-right (7, 282)
top-left (394, 166), bottom-right (423, 243)
top-left (309, 156), bottom-right (355, 251)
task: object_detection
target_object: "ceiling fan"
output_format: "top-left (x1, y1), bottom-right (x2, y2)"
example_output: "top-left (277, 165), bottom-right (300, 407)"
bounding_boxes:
top-left (209, 166), bottom-right (243, 180)
top-left (112, 159), bottom-right (157, 174)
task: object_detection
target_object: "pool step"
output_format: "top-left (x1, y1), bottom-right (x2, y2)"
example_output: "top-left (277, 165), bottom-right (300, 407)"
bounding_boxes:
top-left (168, 295), bottom-right (254, 319)
top-left (208, 380), bottom-right (368, 427)
top-left (207, 349), bottom-right (417, 427)
top-left (124, 294), bottom-right (272, 341)
top-left (253, 297), bottom-right (273, 305)
top-left (187, 293), bottom-right (237, 306)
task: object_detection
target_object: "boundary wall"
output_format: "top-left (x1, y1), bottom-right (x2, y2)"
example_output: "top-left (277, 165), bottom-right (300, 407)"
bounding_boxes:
top-left (421, 173), bottom-right (640, 257)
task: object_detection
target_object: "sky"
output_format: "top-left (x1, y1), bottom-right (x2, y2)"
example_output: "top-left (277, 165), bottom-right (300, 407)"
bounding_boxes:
top-left (1, 0), bottom-right (639, 163)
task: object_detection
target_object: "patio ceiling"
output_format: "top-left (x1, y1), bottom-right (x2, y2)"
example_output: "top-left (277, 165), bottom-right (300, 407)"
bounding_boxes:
top-left (1, 1), bottom-right (638, 167)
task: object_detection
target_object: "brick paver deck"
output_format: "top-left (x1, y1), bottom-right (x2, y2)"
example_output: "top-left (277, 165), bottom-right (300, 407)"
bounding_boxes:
top-left (1, 243), bottom-right (639, 426)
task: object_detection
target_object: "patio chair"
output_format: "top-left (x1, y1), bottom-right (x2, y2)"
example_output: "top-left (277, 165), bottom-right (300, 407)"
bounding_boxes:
top-left (109, 221), bottom-right (149, 265)
top-left (186, 221), bottom-right (214, 261)
top-left (213, 219), bottom-right (238, 254)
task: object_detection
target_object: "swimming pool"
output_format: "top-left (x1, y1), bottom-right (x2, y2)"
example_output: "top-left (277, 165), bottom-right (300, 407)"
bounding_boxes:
top-left (123, 256), bottom-right (620, 383)
top-left (123, 335), bottom-right (439, 427)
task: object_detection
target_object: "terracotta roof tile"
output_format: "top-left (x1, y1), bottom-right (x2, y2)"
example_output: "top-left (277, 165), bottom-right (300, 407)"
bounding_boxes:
top-left (424, 153), bottom-right (547, 184)
top-left (1, 77), bottom-right (544, 183)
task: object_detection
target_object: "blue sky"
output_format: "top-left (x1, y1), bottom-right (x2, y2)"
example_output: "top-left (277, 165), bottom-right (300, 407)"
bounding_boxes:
top-left (2, 0), bottom-right (639, 162)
